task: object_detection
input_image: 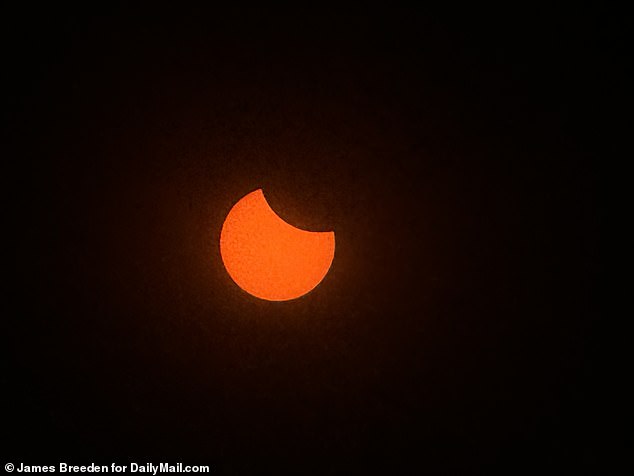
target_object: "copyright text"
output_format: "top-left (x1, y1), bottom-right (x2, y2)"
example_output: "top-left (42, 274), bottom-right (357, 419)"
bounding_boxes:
top-left (4, 463), bottom-right (210, 474)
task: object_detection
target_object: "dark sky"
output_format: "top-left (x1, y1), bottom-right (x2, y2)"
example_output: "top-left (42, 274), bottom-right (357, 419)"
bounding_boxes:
top-left (5, 6), bottom-right (614, 473)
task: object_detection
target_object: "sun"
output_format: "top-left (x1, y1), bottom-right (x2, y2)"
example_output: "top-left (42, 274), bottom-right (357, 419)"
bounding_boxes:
top-left (220, 189), bottom-right (335, 301)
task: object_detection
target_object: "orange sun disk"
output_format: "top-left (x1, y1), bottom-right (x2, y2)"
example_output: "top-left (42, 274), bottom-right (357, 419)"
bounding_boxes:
top-left (220, 189), bottom-right (335, 301)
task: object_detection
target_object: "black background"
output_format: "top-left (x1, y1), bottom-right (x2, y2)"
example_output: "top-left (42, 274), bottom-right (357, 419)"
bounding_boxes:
top-left (5, 6), bottom-right (615, 473)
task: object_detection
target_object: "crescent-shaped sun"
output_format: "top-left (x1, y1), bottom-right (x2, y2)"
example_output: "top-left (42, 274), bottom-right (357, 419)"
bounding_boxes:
top-left (219, 189), bottom-right (335, 301)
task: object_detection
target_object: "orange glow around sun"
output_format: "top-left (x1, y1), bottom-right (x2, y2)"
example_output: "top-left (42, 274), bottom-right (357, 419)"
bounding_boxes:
top-left (220, 189), bottom-right (335, 301)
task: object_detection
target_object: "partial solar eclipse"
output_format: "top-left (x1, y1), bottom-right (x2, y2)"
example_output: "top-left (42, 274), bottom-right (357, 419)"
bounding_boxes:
top-left (220, 189), bottom-right (335, 301)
